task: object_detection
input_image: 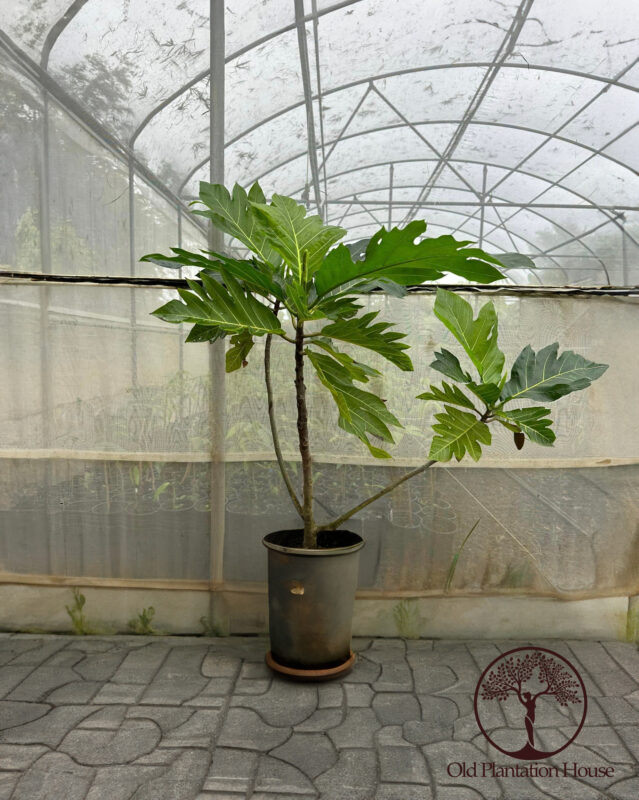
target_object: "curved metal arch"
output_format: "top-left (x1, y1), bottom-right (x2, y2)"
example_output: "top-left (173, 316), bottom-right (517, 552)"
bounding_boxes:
top-left (181, 151), bottom-right (637, 265)
top-left (174, 78), bottom-right (639, 198)
top-left (131, 56), bottom-right (639, 151)
top-left (282, 154), bottom-right (639, 253)
top-left (41, 0), bottom-right (89, 69)
top-left (129, 0), bottom-right (362, 146)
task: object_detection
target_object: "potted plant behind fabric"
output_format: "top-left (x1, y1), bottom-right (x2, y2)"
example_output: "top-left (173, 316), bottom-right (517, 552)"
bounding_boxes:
top-left (142, 182), bottom-right (607, 678)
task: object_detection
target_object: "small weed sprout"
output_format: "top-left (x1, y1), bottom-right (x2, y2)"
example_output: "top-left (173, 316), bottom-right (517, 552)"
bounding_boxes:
top-left (65, 588), bottom-right (95, 635)
top-left (128, 606), bottom-right (157, 635)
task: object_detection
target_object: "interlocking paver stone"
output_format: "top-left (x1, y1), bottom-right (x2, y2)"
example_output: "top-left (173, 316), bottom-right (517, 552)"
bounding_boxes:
top-left (60, 718), bottom-right (161, 764)
top-left (373, 692), bottom-right (421, 725)
top-left (376, 783), bottom-right (433, 799)
top-left (218, 707), bottom-right (290, 750)
top-left (0, 700), bottom-right (49, 730)
top-left (111, 642), bottom-right (170, 684)
top-left (1, 635), bottom-right (638, 799)
top-left (378, 744), bottom-right (430, 784)
top-left (85, 765), bottom-right (166, 800)
top-left (315, 747), bottom-right (376, 800)
top-left (271, 732), bottom-right (338, 778)
top-left (0, 666), bottom-right (34, 698)
top-left (74, 651), bottom-right (126, 681)
top-left (231, 680), bottom-right (317, 726)
top-left (11, 752), bottom-right (94, 800)
top-left (0, 744), bottom-right (48, 770)
top-left (0, 771), bottom-right (18, 800)
top-left (204, 746), bottom-right (258, 793)
top-left (1, 705), bottom-right (94, 746)
top-left (254, 754), bottom-right (316, 795)
top-left (328, 707), bottom-right (381, 748)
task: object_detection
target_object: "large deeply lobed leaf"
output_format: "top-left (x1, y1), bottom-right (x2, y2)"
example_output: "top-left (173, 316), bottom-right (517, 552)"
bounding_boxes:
top-left (501, 343), bottom-right (608, 402)
top-left (250, 194), bottom-right (346, 281)
top-left (429, 405), bottom-right (491, 462)
top-left (307, 350), bottom-right (401, 459)
top-left (152, 271), bottom-right (284, 336)
top-left (193, 182), bottom-right (282, 266)
top-left (314, 221), bottom-right (506, 298)
top-left (433, 289), bottom-right (505, 385)
top-left (319, 312), bottom-right (413, 372)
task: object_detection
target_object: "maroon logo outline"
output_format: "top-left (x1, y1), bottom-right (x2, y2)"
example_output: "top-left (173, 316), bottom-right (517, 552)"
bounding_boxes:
top-left (473, 646), bottom-right (587, 760)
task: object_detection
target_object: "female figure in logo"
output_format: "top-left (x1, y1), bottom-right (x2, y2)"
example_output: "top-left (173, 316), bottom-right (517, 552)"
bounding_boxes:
top-left (520, 691), bottom-right (536, 748)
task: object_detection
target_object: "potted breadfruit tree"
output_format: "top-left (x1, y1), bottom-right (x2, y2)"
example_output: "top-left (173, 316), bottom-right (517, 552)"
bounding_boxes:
top-left (142, 182), bottom-right (607, 679)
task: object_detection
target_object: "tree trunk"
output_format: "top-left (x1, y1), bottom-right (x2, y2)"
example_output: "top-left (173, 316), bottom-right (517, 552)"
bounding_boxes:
top-left (294, 321), bottom-right (315, 547)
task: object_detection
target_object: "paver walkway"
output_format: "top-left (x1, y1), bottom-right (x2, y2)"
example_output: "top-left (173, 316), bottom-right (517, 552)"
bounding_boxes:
top-left (0, 634), bottom-right (638, 799)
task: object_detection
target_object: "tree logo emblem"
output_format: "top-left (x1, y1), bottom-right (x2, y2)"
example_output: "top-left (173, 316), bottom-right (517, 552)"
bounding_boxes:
top-left (474, 646), bottom-right (587, 760)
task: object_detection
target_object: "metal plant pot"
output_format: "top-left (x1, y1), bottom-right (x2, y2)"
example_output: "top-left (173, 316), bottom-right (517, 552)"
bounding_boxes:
top-left (263, 529), bottom-right (364, 678)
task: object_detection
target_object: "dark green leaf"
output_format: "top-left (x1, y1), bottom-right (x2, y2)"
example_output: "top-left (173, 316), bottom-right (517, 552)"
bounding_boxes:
top-left (494, 253), bottom-right (536, 270)
top-left (201, 251), bottom-right (284, 299)
top-left (433, 288), bottom-right (505, 384)
top-left (226, 331), bottom-right (254, 372)
top-left (152, 271), bottom-right (284, 336)
top-left (250, 195), bottom-right (346, 280)
top-left (309, 339), bottom-right (380, 383)
top-left (185, 324), bottom-right (226, 343)
top-left (307, 351), bottom-right (401, 459)
top-left (430, 348), bottom-right (472, 383)
top-left (467, 381), bottom-right (501, 406)
top-left (417, 382), bottom-right (477, 410)
top-left (429, 405), bottom-right (491, 462)
top-left (496, 407), bottom-right (555, 446)
top-left (193, 182), bottom-right (281, 266)
top-left (501, 343), bottom-right (608, 403)
top-left (314, 221), bottom-right (505, 297)
top-left (319, 312), bottom-right (413, 371)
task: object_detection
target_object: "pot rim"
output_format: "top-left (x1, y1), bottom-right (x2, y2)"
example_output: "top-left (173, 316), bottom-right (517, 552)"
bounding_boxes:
top-left (263, 529), bottom-right (364, 557)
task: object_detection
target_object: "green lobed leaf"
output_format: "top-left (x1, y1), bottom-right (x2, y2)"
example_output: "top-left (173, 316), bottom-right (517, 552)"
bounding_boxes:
top-left (430, 348), bottom-right (472, 383)
top-left (250, 195), bottom-right (346, 281)
top-left (318, 312), bottom-right (413, 372)
top-left (496, 407), bottom-right (556, 446)
top-left (185, 324), bottom-right (226, 343)
top-left (192, 182), bottom-right (281, 266)
top-left (433, 288), bottom-right (505, 384)
top-left (309, 339), bottom-right (380, 383)
top-left (467, 381), bottom-right (501, 406)
top-left (314, 221), bottom-right (505, 298)
top-left (307, 350), bottom-right (401, 459)
top-left (201, 251), bottom-right (284, 299)
top-left (226, 330), bottom-right (254, 372)
top-left (429, 405), bottom-right (492, 463)
top-left (500, 343), bottom-right (608, 403)
top-left (494, 253), bottom-right (536, 270)
top-left (152, 271), bottom-right (285, 336)
top-left (417, 382), bottom-right (477, 410)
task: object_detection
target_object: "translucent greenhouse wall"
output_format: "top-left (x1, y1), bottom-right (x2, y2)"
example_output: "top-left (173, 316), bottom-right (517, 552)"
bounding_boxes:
top-left (1, 1), bottom-right (638, 638)
top-left (0, 281), bottom-right (637, 635)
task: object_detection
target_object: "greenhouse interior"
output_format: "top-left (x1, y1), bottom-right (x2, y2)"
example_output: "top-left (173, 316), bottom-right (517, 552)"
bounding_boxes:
top-left (1, 1), bottom-right (639, 797)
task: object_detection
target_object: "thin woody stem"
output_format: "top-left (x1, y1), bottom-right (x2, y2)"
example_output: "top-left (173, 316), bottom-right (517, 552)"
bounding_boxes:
top-left (295, 318), bottom-right (316, 546)
top-left (264, 304), bottom-right (303, 518)
top-left (317, 459), bottom-right (437, 532)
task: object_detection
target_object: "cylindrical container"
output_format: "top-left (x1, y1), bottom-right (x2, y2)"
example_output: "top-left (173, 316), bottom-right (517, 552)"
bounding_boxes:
top-left (263, 529), bottom-right (364, 671)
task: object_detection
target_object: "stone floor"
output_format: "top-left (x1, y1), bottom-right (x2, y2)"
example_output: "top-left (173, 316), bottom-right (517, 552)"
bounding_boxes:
top-left (0, 635), bottom-right (638, 799)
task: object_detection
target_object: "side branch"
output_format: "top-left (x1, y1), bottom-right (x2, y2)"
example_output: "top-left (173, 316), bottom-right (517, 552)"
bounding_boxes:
top-left (317, 459), bottom-right (437, 532)
top-left (264, 323), bottom-right (303, 518)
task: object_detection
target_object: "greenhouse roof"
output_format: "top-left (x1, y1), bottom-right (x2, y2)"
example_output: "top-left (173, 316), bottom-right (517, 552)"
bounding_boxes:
top-left (2, 0), bottom-right (639, 284)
